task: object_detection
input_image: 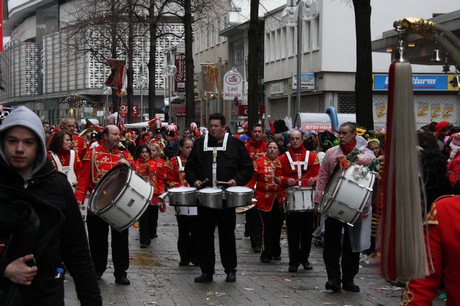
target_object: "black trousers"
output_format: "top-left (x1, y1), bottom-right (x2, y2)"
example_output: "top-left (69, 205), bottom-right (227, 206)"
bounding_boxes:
top-left (176, 214), bottom-right (199, 263)
top-left (197, 205), bottom-right (237, 275)
top-left (285, 210), bottom-right (315, 267)
top-left (139, 205), bottom-right (159, 244)
top-left (86, 214), bottom-right (129, 278)
top-left (245, 206), bottom-right (262, 248)
top-left (323, 217), bottom-right (360, 283)
top-left (259, 202), bottom-right (284, 260)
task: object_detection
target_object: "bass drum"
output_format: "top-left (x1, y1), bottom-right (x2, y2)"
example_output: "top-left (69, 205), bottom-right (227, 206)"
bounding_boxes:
top-left (89, 165), bottom-right (154, 231)
top-left (320, 165), bottom-right (375, 225)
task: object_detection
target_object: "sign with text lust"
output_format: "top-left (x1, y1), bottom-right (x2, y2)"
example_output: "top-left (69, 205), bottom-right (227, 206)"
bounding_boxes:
top-left (223, 68), bottom-right (243, 100)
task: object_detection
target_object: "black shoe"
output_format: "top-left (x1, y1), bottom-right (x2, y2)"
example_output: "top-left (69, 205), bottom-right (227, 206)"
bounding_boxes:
top-left (252, 246), bottom-right (261, 253)
top-left (96, 272), bottom-right (102, 280)
top-left (302, 261), bottom-right (313, 270)
top-left (140, 243), bottom-right (148, 248)
top-left (179, 260), bottom-right (190, 266)
top-left (226, 271), bottom-right (236, 282)
top-left (260, 257), bottom-right (271, 263)
top-left (272, 256), bottom-right (281, 260)
top-left (151, 232), bottom-right (158, 239)
top-left (325, 279), bottom-right (341, 292)
top-left (115, 277), bottom-right (131, 285)
top-left (288, 265), bottom-right (298, 272)
top-left (342, 281), bottom-right (360, 292)
top-left (191, 260), bottom-right (200, 266)
top-left (194, 273), bottom-right (213, 283)
top-left (244, 231), bottom-right (250, 238)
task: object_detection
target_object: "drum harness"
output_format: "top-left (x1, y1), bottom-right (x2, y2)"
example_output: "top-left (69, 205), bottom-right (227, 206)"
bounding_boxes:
top-left (50, 150), bottom-right (77, 189)
top-left (286, 151), bottom-right (310, 187)
top-left (174, 156), bottom-right (197, 216)
top-left (203, 132), bottom-right (229, 189)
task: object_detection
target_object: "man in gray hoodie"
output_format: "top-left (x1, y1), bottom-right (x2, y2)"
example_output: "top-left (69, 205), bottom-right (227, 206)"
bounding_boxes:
top-left (0, 106), bottom-right (102, 305)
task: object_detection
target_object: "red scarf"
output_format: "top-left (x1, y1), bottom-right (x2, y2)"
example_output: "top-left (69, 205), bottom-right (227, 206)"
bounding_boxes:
top-left (340, 139), bottom-right (357, 156)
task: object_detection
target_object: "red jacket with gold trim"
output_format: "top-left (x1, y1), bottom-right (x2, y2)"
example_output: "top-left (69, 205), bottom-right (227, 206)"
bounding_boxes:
top-left (135, 157), bottom-right (167, 204)
top-left (245, 138), bottom-right (268, 161)
top-left (246, 156), bottom-right (284, 212)
top-left (165, 155), bottom-right (189, 188)
top-left (278, 146), bottom-right (320, 188)
top-left (402, 195), bottom-right (460, 306)
top-left (75, 145), bottom-right (133, 202)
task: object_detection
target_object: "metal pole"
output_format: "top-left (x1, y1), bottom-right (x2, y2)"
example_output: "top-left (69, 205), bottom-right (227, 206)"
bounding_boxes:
top-left (296, 4), bottom-right (302, 115)
top-left (105, 91), bottom-right (109, 125)
top-left (140, 82), bottom-right (144, 122)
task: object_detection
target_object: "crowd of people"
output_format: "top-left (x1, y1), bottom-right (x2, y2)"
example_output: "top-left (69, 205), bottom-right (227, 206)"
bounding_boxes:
top-left (1, 106), bottom-right (460, 304)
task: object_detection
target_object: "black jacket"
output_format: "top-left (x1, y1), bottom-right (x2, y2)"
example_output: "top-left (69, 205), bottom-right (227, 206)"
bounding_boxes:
top-left (0, 159), bottom-right (102, 306)
top-left (185, 134), bottom-right (254, 187)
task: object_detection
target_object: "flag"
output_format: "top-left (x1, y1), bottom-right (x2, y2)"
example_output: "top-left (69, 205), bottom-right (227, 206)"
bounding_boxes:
top-left (105, 58), bottom-right (127, 97)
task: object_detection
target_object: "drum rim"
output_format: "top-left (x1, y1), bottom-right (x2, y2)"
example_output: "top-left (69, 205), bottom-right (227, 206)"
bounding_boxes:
top-left (89, 165), bottom-right (132, 213)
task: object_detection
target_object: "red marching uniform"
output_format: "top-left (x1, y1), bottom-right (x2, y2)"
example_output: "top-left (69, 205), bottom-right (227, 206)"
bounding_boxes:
top-left (166, 155), bottom-right (189, 188)
top-left (75, 145), bottom-right (133, 202)
top-left (245, 138), bottom-right (268, 161)
top-left (247, 156), bottom-right (285, 212)
top-left (134, 155), bottom-right (167, 246)
top-left (279, 146), bottom-right (320, 270)
top-left (74, 144), bottom-right (134, 282)
top-left (72, 134), bottom-right (88, 162)
top-left (246, 155), bottom-right (285, 262)
top-left (47, 149), bottom-right (83, 182)
top-left (402, 195), bottom-right (460, 306)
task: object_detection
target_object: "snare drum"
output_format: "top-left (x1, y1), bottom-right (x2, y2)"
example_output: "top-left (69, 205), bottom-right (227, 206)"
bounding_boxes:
top-left (175, 206), bottom-right (198, 216)
top-left (320, 165), bottom-right (375, 225)
top-left (197, 187), bottom-right (223, 209)
top-left (285, 187), bottom-right (314, 212)
top-left (89, 165), bottom-right (154, 231)
top-left (168, 186), bottom-right (197, 206)
top-left (225, 186), bottom-right (254, 208)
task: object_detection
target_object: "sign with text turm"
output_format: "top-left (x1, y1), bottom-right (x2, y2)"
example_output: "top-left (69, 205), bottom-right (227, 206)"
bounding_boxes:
top-left (223, 68), bottom-right (243, 100)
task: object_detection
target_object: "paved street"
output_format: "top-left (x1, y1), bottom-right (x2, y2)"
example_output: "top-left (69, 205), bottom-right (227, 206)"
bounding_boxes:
top-left (64, 208), bottom-right (445, 306)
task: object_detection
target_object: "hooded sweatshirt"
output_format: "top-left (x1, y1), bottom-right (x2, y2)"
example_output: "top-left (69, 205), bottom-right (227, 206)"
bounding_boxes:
top-left (0, 106), bottom-right (47, 179)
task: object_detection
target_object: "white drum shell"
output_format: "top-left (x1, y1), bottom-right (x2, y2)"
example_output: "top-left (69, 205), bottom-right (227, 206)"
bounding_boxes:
top-left (168, 187), bottom-right (197, 206)
top-left (197, 187), bottom-right (223, 209)
top-left (90, 166), bottom-right (154, 231)
top-left (320, 166), bottom-right (375, 225)
top-left (225, 186), bottom-right (254, 208)
top-left (285, 187), bottom-right (314, 212)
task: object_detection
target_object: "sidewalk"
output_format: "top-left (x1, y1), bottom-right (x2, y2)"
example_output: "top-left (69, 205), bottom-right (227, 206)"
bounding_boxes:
top-left (64, 208), bottom-right (445, 306)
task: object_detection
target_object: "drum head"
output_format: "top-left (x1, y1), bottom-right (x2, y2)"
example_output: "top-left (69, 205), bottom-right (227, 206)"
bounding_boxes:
top-left (198, 187), bottom-right (222, 194)
top-left (227, 186), bottom-right (252, 193)
top-left (169, 186), bottom-right (196, 193)
top-left (91, 166), bottom-right (129, 211)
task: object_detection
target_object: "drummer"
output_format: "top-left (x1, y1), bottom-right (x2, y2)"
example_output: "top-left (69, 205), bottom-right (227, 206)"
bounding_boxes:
top-left (185, 113), bottom-right (253, 283)
top-left (313, 121), bottom-right (374, 293)
top-left (278, 129), bottom-right (320, 273)
top-left (246, 141), bottom-right (285, 263)
top-left (75, 124), bottom-right (134, 285)
top-left (165, 137), bottom-right (199, 266)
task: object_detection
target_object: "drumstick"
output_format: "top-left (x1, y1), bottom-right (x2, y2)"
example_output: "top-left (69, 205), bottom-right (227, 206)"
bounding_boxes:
top-left (201, 178), bottom-right (209, 185)
top-left (216, 180), bottom-right (230, 186)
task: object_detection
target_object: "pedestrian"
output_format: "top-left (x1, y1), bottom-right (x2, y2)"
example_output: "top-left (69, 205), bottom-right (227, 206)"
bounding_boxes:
top-left (134, 143), bottom-right (167, 247)
top-left (0, 106), bottom-right (102, 305)
top-left (75, 125), bottom-right (134, 285)
top-left (402, 195), bottom-right (460, 305)
top-left (244, 123), bottom-right (268, 253)
top-left (279, 129), bottom-right (320, 272)
top-left (246, 141), bottom-right (285, 263)
top-left (165, 137), bottom-right (199, 266)
top-left (185, 113), bottom-right (253, 283)
top-left (314, 122), bottom-right (375, 292)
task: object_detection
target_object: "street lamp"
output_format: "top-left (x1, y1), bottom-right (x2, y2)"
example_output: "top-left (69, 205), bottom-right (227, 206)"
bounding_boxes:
top-left (282, 0), bottom-right (319, 115)
top-left (165, 50), bottom-right (177, 123)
